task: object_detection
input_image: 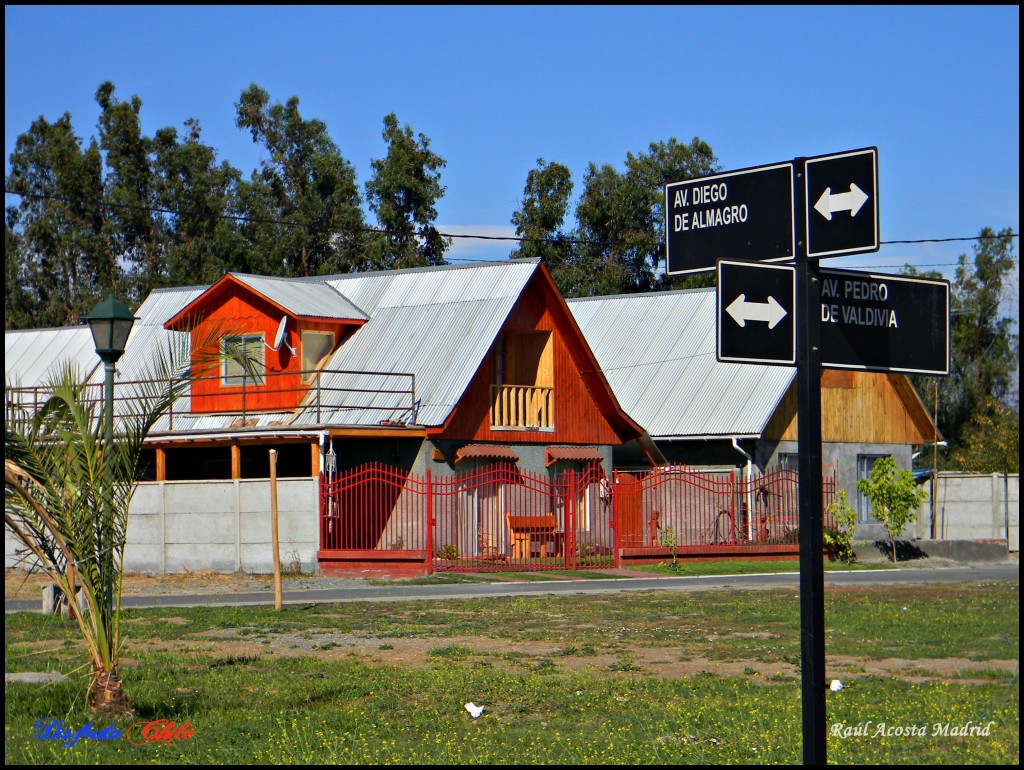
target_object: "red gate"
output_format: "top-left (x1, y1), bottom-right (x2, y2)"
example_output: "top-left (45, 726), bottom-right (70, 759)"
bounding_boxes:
top-left (319, 462), bottom-right (836, 573)
top-left (319, 462), bottom-right (616, 572)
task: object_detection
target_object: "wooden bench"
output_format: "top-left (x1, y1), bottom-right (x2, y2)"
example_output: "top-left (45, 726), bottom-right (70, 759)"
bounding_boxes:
top-left (506, 513), bottom-right (562, 559)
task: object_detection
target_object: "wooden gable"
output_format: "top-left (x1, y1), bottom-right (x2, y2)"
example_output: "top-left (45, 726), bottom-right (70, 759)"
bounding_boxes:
top-left (164, 275), bottom-right (358, 415)
top-left (433, 265), bottom-right (642, 445)
top-left (763, 369), bottom-right (939, 445)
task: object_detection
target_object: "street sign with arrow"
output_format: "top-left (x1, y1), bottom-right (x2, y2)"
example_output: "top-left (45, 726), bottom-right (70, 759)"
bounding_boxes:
top-left (813, 182), bottom-right (869, 221)
top-left (805, 147), bottom-right (879, 258)
top-left (717, 260), bottom-right (796, 365)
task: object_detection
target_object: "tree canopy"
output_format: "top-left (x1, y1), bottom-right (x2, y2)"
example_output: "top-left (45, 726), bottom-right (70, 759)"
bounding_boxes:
top-left (508, 138), bottom-right (719, 298)
top-left (365, 113), bottom-right (449, 269)
top-left (904, 227), bottom-right (1019, 473)
top-left (5, 82), bottom-right (457, 328)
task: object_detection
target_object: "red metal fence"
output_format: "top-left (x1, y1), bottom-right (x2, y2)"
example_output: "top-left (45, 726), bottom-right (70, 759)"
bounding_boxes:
top-left (615, 466), bottom-right (837, 550)
top-left (319, 462), bottom-right (837, 573)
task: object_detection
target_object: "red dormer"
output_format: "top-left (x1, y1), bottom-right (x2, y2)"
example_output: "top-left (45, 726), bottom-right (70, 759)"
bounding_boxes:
top-left (164, 273), bottom-right (367, 414)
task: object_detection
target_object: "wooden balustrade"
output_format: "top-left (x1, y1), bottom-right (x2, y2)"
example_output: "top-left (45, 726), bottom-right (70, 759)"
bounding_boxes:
top-left (490, 384), bottom-right (554, 429)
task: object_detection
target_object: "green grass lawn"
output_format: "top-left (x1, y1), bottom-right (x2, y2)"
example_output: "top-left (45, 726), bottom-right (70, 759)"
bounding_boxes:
top-left (5, 581), bottom-right (1019, 764)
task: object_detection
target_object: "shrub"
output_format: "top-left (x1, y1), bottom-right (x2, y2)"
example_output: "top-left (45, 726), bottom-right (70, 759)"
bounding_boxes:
top-left (824, 489), bottom-right (858, 562)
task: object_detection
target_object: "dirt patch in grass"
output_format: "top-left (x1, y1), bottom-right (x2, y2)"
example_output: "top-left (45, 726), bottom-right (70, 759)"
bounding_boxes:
top-left (9, 571), bottom-right (1016, 690)
top-left (109, 627), bottom-right (1019, 687)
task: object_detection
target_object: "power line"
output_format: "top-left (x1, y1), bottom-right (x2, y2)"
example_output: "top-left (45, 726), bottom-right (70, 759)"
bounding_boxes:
top-left (4, 187), bottom-right (1018, 252)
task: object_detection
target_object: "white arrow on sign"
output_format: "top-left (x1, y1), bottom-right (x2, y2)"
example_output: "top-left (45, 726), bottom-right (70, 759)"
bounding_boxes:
top-left (814, 183), bottom-right (868, 221)
top-left (726, 294), bottom-right (788, 329)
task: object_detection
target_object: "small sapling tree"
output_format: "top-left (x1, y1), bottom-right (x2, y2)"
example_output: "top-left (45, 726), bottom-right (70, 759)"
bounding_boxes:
top-left (856, 456), bottom-right (927, 562)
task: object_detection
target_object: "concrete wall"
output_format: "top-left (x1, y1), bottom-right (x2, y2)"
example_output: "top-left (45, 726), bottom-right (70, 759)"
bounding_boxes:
top-left (123, 477), bottom-right (319, 573)
top-left (915, 472), bottom-right (1019, 551)
top-left (757, 439), bottom-right (916, 542)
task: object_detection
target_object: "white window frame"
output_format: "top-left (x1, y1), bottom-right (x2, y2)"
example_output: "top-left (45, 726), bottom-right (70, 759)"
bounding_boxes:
top-left (221, 334), bottom-right (265, 386)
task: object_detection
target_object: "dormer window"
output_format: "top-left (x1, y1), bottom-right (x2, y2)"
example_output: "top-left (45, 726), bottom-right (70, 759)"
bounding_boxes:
top-left (222, 334), bottom-right (265, 386)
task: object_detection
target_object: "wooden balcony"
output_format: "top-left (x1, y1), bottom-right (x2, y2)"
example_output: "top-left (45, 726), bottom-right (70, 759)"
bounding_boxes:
top-left (490, 384), bottom-right (554, 430)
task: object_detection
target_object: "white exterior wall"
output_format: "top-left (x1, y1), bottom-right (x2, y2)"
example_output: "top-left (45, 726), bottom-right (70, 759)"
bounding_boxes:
top-left (916, 472), bottom-right (1019, 551)
top-left (123, 478), bottom-right (320, 574)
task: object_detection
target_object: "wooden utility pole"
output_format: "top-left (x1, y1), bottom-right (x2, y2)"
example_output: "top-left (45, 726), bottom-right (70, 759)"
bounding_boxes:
top-left (270, 449), bottom-right (282, 611)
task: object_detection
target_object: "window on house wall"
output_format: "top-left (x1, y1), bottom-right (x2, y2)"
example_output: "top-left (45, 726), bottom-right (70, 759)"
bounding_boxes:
top-left (776, 453), bottom-right (799, 471)
top-left (222, 334), bottom-right (265, 386)
top-left (302, 331), bottom-right (334, 382)
top-left (856, 454), bottom-right (889, 522)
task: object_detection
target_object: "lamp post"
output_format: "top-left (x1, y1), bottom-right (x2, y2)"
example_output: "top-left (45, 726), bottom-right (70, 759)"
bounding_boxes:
top-left (83, 294), bottom-right (137, 633)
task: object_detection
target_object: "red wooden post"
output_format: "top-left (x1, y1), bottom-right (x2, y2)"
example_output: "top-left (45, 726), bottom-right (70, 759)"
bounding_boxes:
top-left (426, 468), bottom-right (434, 575)
top-left (612, 471), bottom-right (620, 568)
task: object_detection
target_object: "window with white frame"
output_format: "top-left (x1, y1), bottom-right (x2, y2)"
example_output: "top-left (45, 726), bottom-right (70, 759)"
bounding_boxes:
top-left (856, 454), bottom-right (889, 523)
top-left (221, 334), bottom-right (265, 386)
top-left (776, 452), bottom-right (799, 471)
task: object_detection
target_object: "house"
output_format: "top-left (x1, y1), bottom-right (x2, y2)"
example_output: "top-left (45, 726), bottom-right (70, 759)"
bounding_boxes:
top-left (567, 287), bottom-right (940, 542)
top-left (6, 265), bottom-right (939, 574)
top-left (6, 259), bottom-right (645, 575)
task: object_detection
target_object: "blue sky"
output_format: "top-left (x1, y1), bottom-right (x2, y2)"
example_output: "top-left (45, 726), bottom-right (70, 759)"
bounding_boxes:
top-left (4, 5), bottom-right (1019, 289)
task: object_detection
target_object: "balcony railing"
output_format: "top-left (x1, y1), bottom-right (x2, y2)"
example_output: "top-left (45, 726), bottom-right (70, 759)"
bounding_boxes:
top-left (490, 384), bottom-right (554, 430)
top-left (5, 368), bottom-right (417, 431)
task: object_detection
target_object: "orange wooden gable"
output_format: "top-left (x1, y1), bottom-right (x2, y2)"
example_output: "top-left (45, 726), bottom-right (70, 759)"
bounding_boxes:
top-left (163, 274), bottom-right (362, 415)
top-left (433, 264), bottom-right (643, 446)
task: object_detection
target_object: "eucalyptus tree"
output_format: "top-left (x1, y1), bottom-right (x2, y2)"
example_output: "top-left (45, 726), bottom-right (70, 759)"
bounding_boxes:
top-left (150, 118), bottom-right (248, 287)
top-left (5, 112), bottom-right (112, 327)
top-left (365, 112), bottom-right (449, 269)
top-left (568, 136), bottom-right (719, 297)
top-left (5, 224), bottom-right (35, 330)
top-left (509, 158), bottom-right (575, 289)
top-left (235, 83), bottom-right (366, 277)
top-left (904, 227), bottom-right (1019, 471)
top-left (95, 82), bottom-right (166, 306)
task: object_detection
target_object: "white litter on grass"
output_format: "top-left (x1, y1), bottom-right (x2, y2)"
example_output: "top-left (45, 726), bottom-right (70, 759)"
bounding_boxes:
top-left (830, 679), bottom-right (844, 692)
top-left (464, 702), bottom-right (485, 719)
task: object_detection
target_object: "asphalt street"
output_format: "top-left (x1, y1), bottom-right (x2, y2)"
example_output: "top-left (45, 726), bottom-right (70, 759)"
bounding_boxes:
top-left (5, 562), bottom-right (1017, 613)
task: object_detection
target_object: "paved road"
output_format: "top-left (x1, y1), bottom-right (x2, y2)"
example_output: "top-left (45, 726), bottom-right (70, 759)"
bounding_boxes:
top-left (5, 562), bottom-right (1017, 613)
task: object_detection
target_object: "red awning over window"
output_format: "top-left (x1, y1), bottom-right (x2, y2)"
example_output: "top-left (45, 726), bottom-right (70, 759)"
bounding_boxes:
top-left (545, 446), bottom-right (603, 466)
top-left (455, 444), bottom-right (519, 463)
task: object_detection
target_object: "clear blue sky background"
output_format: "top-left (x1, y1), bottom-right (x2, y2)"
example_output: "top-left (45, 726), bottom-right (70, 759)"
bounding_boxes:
top-left (5, 5), bottom-right (1019, 291)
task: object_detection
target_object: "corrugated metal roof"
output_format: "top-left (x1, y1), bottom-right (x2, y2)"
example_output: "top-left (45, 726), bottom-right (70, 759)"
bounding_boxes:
top-left (5, 326), bottom-right (101, 387)
top-left (231, 274), bottom-right (367, 321)
top-left (296, 261), bottom-right (540, 427)
top-left (5, 260), bottom-right (542, 434)
top-left (135, 285), bottom-right (207, 327)
top-left (567, 289), bottom-right (794, 440)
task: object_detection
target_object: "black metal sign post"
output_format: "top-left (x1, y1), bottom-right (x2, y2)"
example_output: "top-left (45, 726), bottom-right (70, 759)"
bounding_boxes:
top-left (793, 158), bottom-right (827, 765)
top-left (676, 147), bottom-right (888, 765)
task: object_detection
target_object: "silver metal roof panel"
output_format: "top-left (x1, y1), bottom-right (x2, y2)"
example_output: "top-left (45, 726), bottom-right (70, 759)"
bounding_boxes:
top-left (568, 289), bottom-right (794, 439)
top-left (6, 260), bottom-right (541, 432)
top-left (4, 326), bottom-right (100, 387)
top-left (231, 274), bottom-right (367, 321)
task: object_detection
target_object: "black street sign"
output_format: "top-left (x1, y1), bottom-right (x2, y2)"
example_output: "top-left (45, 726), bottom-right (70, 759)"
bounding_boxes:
top-left (666, 163), bottom-right (795, 274)
top-left (716, 260), bottom-right (796, 365)
top-left (819, 268), bottom-right (950, 374)
top-left (805, 147), bottom-right (879, 258)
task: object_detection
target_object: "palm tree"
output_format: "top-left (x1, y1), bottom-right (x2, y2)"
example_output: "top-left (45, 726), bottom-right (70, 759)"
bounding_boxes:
top-left (5, 327), bottom-right (243, 714)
